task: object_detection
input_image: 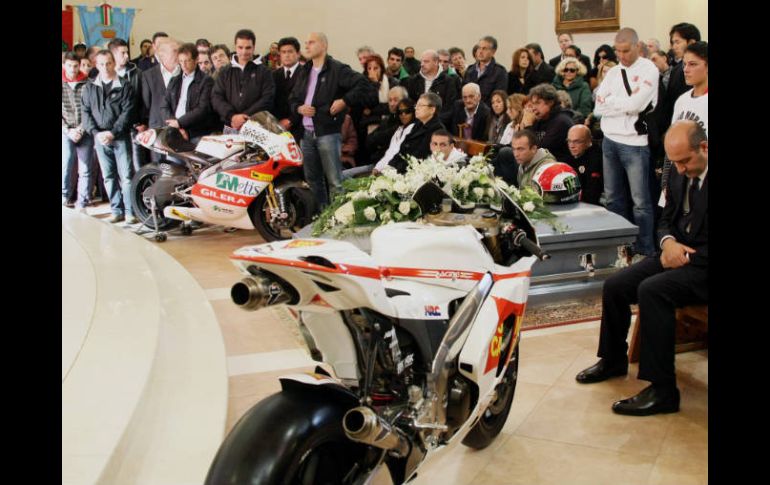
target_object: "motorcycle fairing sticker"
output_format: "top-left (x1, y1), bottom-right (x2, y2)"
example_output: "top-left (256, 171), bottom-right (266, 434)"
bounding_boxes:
top-left (485, 297), bottom-right (525, 373)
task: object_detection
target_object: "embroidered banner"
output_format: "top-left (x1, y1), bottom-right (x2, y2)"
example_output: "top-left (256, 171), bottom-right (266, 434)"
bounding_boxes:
top-left (76, 3), bottom-right (135, 48)
top-left (62, 5), bottom-right (74, 51)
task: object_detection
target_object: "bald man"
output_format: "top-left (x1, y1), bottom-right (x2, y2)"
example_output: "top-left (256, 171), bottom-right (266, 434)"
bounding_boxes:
top-left (449, 82), bottom-right (491, 141)
top-left (594, 27), bottom-right (659, 257)
top-left (576, 120), bottom-right (708, 416)
top-left (289, 32), bottom-right (378, 208)
top-left (140, 37), bottom-right (180, 162)
top-left (566, 124), bottom-right (603, 205)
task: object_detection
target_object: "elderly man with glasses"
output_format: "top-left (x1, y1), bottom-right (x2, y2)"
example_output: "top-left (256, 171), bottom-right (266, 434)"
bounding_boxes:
top-left (449, 82), bottom-right (491, 141)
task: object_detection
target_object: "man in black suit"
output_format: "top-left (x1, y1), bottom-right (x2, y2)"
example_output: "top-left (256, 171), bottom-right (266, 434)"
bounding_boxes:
top-left (449, 83), bottom-right (491, 141)
top-left (140, 38), bottom-right (180, 161)
top-left (403, 49), bottom-right (460, 127)
top-left (159, 43), bottom-right (216, 144)
top-left (272, 37), bottom-right (302, 140)
top-left (548, 32), bottom-right (591, 72)
top-left (525, 43), bottom-right (556, 87)
top-left (575, 120), bottom-right (708, 416)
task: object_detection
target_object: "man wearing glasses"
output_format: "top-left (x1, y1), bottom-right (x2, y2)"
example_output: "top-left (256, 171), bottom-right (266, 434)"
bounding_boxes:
top-left (449, 83), bottom-right (490, 141)
top-left (385, 93), bottom-right (445, 173)
top-left (566, 125), bottom-right (603, 205)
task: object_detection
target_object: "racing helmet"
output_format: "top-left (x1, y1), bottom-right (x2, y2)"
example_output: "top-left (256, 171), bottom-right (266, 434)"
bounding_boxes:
top-left (530, 161), bottom-right (581, 204)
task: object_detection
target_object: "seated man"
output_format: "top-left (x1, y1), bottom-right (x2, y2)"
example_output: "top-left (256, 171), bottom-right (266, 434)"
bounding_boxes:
top-left (575, 120), bottom-right (708, 416)
top-left (519, 83), bottom-right (574, 162)
top-left (159, 43), bottom-right (217, 144)
top-left (430, 129), bottom-right (466, 164)
top-left (510, 129), bottom-right (556, 189)
top-left (566, 125), bottom-right (603, 205)
top-left (386, 92), bottom-right (445, 173)
top-left (366, 86), bottom-right (409, 163)
top-left (449, 83), bottom-right (491, 141)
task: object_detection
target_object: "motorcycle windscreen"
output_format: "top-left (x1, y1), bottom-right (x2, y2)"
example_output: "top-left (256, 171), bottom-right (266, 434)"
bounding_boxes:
top-left (241, 111), bottom-right (302, 163)
top-left (411, 181), bottom-right (539, 246)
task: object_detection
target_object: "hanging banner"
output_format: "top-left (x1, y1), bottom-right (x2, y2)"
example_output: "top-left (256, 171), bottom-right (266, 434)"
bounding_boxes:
top-left (76, 3), bottom-right (135, 48)
top-left (62, 5), bottom-right (74, 51)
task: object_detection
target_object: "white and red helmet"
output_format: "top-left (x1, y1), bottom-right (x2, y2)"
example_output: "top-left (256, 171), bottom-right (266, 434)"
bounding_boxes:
top-left (531, 161), bottom-right (581, 204)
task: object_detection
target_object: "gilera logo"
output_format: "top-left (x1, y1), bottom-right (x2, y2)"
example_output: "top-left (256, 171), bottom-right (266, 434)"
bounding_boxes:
top-left (200, 187), bottom-right (247, 206)
top-left (216, 173), bottom-right (262, 196)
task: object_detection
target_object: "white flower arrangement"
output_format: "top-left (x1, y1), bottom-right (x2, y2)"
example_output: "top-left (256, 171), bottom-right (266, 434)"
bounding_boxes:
top-left (311, 153), bottom-right (563, 237)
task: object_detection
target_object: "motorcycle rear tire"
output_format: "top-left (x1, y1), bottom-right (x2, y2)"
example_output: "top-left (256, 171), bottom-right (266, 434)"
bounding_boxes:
top-left (251, 186), bottom-right (316, 242)
top-left (205, 389), bottom-right (366, 485)
top-left (131, 164), bottom-right (181, 231)
top-left (461, 342), bottom-right (519, 450)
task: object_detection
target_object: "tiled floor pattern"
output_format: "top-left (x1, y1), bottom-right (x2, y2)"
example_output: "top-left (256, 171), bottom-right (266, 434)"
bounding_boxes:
top-left (84, 202), bottom-right (708, 484)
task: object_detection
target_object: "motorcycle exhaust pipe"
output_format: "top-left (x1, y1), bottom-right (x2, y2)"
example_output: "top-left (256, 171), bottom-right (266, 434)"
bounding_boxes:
top-left (343, 406), bottom-right (410, 458)
top-left (231, 274), bottom-right (297, 311)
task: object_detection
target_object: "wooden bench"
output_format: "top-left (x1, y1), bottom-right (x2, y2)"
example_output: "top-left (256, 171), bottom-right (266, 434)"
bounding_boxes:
top-left (628, 305), bottom-right (708, 363)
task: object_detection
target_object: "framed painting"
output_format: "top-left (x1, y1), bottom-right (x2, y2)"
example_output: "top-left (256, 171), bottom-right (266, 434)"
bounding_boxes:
top-left (555, 0), bottom-right (620, 34)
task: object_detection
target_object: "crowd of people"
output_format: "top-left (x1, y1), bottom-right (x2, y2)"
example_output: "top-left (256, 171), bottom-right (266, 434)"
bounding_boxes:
top-left (62, 24), bottom-right (707, 248)
top-left (61, 21), bottom-right (708, 416)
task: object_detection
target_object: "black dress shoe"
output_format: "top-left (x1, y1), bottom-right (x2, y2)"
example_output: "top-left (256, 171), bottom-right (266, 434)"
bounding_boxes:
top-left (612, 384), bottom-right (680, 416)
top-left (575, 358), bottom-right (628, 384)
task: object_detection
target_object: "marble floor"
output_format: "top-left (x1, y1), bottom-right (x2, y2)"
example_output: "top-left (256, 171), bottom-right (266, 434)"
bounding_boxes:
top-left (83, 202), bottom-right (708, 485)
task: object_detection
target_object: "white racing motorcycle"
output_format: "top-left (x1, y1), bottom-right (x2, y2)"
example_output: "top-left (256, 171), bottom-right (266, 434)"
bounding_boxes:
top-left (205, 182), bottom-right (549, 485)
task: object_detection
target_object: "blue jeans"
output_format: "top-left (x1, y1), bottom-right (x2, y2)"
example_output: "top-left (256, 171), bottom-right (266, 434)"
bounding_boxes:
top-left (602, 137), bottom-right (654, 256)
top-left (301, 131), bottom-right (342, 208)
top-left (94, 135), bottom-right (135, 217)
top-left (62, 133), bottom-right (95, 208)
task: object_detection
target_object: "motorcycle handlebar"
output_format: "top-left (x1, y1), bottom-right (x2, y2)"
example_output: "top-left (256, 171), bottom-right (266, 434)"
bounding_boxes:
top-left (513, 230), bottom-right (550, 261)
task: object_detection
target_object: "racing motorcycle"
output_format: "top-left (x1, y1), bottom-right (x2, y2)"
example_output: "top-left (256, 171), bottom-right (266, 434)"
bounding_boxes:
top-left (204, 182), bottom-right (549, 484)
top-left (131, 111), bottom-right (316, 242)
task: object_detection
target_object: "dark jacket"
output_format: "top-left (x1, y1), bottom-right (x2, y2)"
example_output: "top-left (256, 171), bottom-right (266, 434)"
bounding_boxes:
top-left (449, 100), bottom-right (491, 141)
top-left (289, 55), bottom-right (378, 137)
top-left (462, 58), bottom-right (508, 106)
top-left (118, 61), bottom-right (143, 124)
top-left (549, 53), bottom-right (592, 73)
top-left (567, 143), bottom-right (603, 205)
top-left (141, 64), bottom-right (174, 128)
top-left (137, 55), bottom-right (158, 72)
top-left (552, 75), bottom-right (593, 118)
top-left (271, 64), bottom-right (301, 121)
top-left (212, 56), bottom-right (275, 126)
top-left (530, 105), bottom-right (574, 162)
top-left (507, 70), bottom-right (537, 95)
top-left (657, 168), bottom-right (708, 267)
top-left (530, 61), bottom-right (555, 87)
top-left (365, 112), bottom-right (400, 163)
top-left (403, 70), bottom-right (460, 127)
top-left (81, 76), bottom-right (136, 138)
top-left (387, 115), bottom-right (445, 173)
top-left (403, 57), bottom-right (421, 76)
top-left (160, 68), bottom-right (217, 139)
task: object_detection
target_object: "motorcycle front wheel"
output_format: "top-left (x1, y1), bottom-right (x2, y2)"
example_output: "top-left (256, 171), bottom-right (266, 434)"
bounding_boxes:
top-left (250, 186), bottom-right (317, 241)
top-left (461, 342), bottom-right (519, 450)
top-left (131, 164), bottom-right (181, 231)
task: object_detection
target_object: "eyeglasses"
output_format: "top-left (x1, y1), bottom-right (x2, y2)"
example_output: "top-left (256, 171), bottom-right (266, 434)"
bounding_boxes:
top-left (397, 108), bottom-right (414, 115)
top-left (567, 139), bottom-right (586, 145)
top-left (563, 68), bottom-right (578, 73)
top-left (598, 54), bottom-right (607, 59)
top-left (415, 103), bottom-right (432, 109)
